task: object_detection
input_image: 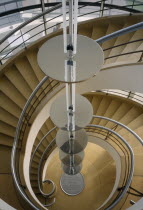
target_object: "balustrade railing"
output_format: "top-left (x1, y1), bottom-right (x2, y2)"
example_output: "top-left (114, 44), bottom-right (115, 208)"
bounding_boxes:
top-left (11, 69), bottom-right (143, 209)
top-left (29, 115), bottom-right (138, 209)
top-left (11, 70), bottom-right (143, 209)
top-left (9, 2), bottom-right (143, 209)
top-left (11, 76), bottom-right (61, 209)
top-left (0, 1), bottom-right (143, 64)
top-left (95, 89), bottom-right (143, 105)
top-left (29, 110), bottom-right (143, 208)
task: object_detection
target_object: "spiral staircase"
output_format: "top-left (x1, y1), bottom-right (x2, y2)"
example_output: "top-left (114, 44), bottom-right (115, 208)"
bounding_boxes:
top-left (0, 2), bottom-right (143, 210)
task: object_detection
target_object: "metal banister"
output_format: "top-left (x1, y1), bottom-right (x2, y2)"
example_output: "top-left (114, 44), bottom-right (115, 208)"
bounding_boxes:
top-left (31, 125), bottom-right (128, 205)
top-left (8, 3), bottom-right (143, 208)
top-left (87, 124), bottom-right (134, 210)
top-left (11, 76), bottom-right (49, 210)
top-left (96, 21), bottom-right (143, 44)
top-left (35, 124), bottom-right (133, 210)
top-left (0, 2), bottom-right (143, 62)
top-left (11, 72), bottom-right (143, 209)
top-left (0, 3), bottom-right (62, 45)
top-left (30, 127), bottom-right (57, 204)
top-left (95, 90), bottom-right (143, 105)
top-left (38, 138), bottom-right (56, 199)
top-left (31, 113), bottom-right (141, 208)
top-left (30, 127), bottom-right (57, 166)
top-left (93, 115), bottom-right (143, 146)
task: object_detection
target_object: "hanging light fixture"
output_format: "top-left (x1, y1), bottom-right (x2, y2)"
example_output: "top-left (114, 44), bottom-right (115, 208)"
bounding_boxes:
top-left (37, 0), bottom-right (104, 196)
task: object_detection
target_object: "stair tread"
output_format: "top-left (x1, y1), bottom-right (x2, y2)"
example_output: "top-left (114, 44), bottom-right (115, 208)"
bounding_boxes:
top-left (0, 92), bottom-right (22, 118)
top-left (0, 107), bottom-right (18, 127)
top-left (0, 76), bottom-right (26, 109)
top-left (105, 102), bottom-right (133, 128)
top-left (118, 113), bottom-right (143, 136)
top-left (105, 22), bottom-right (135, 64)
top-left (116, 29), bottom-right (143, 62)
top-left (0, 121), bottom-right (16, 137)
top-left (15, 57), bottom-right (39, 91)
top-left (5, 65), bottom-right (32, 99)
top-left (91, 24), bottom-right (107, 40)
top-left (99, 99), bottom-right (122, 127)
top-left (103, 23), bottom-right (123, 58)
top-left (92, 96), bottom-right (112, 125)
top-left (0, 133), bottom-right (14, 147)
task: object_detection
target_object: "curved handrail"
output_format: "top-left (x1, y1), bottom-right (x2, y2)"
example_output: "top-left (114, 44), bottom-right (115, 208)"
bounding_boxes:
top-left (42, 180), bottom-right (55, 197)
top-left (1, 21), bottom-right (143, 65)
top-left (9, 7), bottom-right (143, 207)
top-left (34, 114), bottom-right (143, 208)
top-left (11, 76), bottom-right (49, 210)
top-left (0, 3), bottom-right (143, 63)
top-left (11, 71), bottom-right (143, 209)
top-left (93, 89), bottom-right (143, 105)
top-left (0, 3), bottom-right (62, 45)
top-left (105, 50), bottom-right (143, 60)
top-left (31, 121), bottom-right (129, 197)
top-left (30, 127), bottom-right (57, 200)
top-left (30, 127), bottom-right (57, 165)
top-left (35, 127), bottom-right (128, 197)
top-left (87, 128), bottom-right (130, 204)
top-left (37, 127), bottom-right (129, 192)
top-left (93, 115), bottom-right (143, 145)
top-left (36, 124), bottom-right (133, 210)
top-left (33, 113), bottom-right (143, 208)
top-left (19, 80), bottom-right (60, 144)
top-left (96, 21), bottom-right (143, 44)
top-left (11, 74), bottom-right (63, 209)
top-left (87, 124), bottom-right (134, 210)
top-left (1, 1), bottom-right (142, 19)
top-left (38, 138), bottom-right (56, 197)
top-left (104, 38), bottom-right (143, 51)
top-left (0, 1), bottom-right (142, 45)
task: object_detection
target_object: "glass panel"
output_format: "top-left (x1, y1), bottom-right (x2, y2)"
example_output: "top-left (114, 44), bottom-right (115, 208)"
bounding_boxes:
top-left (59, 150), bottom-right (84, 166)
top-left (50, 94), bottom-right (93, 129)
top-left (56, 129), bottom-right (88, 154)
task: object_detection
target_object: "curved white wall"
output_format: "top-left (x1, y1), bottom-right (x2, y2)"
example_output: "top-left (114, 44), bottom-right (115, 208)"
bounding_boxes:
top-left (23, 62), bottom-right (143, 208)
top-left (76, 63), bottom-right (143, 94)
top-left (88, 135), bottom-right (121, 209)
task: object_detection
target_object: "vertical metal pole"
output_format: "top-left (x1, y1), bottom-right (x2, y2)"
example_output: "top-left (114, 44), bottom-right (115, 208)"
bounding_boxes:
top-left (128, 91), bottom-right (135, 100)
top-left (132, 0), bottom-right (135, 9)
top-left (67, 0), bottom-right (75, 174)
top-left (69, 0), bottom-right (73, 47)
top-left (100, 0), bottom-right (105, 17)
top-left (20, 29), bottom-right (26, 49)
top-left (62, 0), bottom-right (78, 174)
top-left (62, 0), bottom-right (67, 53)
top-left (130, 0), bottom-right (135, 15)
top-left (15, 1), bottom-right (26, 49)
top-left (67, 0), bottom-right (74, 134)
top-left (109, 0), bottom-right (113, 15)
top-left (41, 0), bottom-right (47, 35)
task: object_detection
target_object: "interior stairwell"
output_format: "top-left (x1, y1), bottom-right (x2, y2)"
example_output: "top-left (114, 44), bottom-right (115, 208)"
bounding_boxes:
top-left (0, 11), bottom-right (143, 210)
